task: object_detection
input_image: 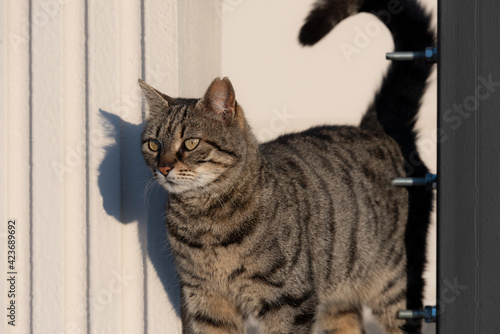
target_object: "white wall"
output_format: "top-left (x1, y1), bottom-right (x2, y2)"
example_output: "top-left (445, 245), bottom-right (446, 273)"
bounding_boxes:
top-left (1, 1), bottom-right (221, 333)
top-left (222, 0), bottom-right (437, 333)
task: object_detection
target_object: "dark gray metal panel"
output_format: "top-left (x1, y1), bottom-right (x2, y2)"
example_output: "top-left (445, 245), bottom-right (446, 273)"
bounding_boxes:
top-left (438, 0), bottom-right (500, 332)
top-left (437, 0), bottom-right (477, 331)
top-left (477, 1), bottom-right (500, 332)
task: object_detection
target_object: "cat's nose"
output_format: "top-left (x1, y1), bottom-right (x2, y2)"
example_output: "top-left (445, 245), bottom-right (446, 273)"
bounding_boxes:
top-left (158, 166), bottom-right (172, 176)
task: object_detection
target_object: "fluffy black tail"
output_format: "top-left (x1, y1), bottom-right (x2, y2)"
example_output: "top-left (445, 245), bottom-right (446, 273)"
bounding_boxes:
top-left (300, 1), bottom-right (435, 333)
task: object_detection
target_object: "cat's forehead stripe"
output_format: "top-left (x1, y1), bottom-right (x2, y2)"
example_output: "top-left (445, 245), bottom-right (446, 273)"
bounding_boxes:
top-left (156, 103), bottom-right (188, 141)
top-left (176, 104), bottom-right (190, 133)
top-left (166, 104), bottom-right (189, 136)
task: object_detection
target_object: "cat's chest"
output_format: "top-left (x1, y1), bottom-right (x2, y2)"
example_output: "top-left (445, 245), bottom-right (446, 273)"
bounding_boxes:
top-left (193, 246), bottom-right (239, 269)
top-left (181, 244), bottom-right (257, 294)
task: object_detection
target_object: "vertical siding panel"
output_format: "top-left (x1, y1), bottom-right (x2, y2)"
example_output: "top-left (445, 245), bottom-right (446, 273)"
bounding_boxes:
top-left (87, 0), bottom-right (122, 332)
top-left (3, 1), bottom-right (222, 332)
top-left (2, 1), bottom-right (13, 334)
top-left (144, 0), bottom-right (182, 332)
top-left (144, 0), bottom-right (179, 93)
top-left (62, 0), bottom-right (88, 333)
top-left (31, 0), bottom-right (65, 331)
top-left (119, 0), bottom-right (145, 333)
top-left (178, 0), bottom-right (222, 96)
top-left (144, 0), bottom-right (181, 333)
top-left (5, 1), bottom-right (31, 333)
top-left (0, 2), bottom-right (8, 334)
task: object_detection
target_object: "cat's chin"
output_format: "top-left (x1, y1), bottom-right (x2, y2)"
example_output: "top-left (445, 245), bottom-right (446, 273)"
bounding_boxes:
top-left (158, 181), bottom-right (193, 194)
top-left (155, 177), bottom-right (199, 194)
top-left (154, 169), bottom-right (223, 195)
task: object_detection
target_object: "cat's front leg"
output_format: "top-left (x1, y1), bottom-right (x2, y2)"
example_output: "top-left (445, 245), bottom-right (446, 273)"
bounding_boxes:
top-left (183, 288), bottom-right (245, 334)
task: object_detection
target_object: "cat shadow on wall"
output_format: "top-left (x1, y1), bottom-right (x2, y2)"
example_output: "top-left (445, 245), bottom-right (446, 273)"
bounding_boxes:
top-left (97, 109), bottom-right (181, 318)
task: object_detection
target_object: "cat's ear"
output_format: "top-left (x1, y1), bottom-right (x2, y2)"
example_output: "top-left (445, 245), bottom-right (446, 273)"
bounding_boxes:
top-left (199, 77), bottom-right (236, 125)
top-left (138, 79), bottom-right (173, 114)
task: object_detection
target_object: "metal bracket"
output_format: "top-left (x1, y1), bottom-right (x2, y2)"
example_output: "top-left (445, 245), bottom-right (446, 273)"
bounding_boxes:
top-left (392, 173), bottom-right (437, 188)
top-left (386, 47), bottom-right (437, 63)
top-left (398, 306), bottom-right (437, 323)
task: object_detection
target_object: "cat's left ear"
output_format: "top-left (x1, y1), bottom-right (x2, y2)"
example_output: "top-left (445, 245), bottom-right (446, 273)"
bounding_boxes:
top-left (199, 77), bottom-right (236, 125)
top-left (138, 79), bottom-right (173, 115)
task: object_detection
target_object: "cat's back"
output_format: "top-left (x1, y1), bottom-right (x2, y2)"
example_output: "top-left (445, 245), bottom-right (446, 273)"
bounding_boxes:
top-left (259, 125), bottom-right (405, 180)
top-left (258, 125), bottom-right (408, 237)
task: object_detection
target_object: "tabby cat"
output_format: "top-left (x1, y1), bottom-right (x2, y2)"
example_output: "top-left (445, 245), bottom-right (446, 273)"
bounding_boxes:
top-left (139, 0), bottom-right (434, 333)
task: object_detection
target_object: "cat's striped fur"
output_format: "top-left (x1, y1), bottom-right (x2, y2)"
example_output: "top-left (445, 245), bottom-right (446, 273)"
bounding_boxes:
top-left (139, 0), bottom-right (434, 333)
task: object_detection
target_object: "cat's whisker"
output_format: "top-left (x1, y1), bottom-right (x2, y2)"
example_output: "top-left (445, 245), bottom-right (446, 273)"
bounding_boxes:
top-left (160, 210), bottom-right (168, 221)
top-left (141, 177), bottom-right (162, 210)
top-left (191, 178), bottom-right (226, 210)
top-left (160, 238), bottom-right (173, 253)
top-left (141, 178), bottom-right (153, 202)
top-left (203, 180), bottom-right (229, 209)
top-left (204, 179), bottom-right (239, 212)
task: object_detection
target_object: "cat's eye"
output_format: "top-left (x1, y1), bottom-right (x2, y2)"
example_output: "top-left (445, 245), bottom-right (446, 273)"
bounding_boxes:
top-left (148, 139), bottom-right (160, 152)
top-left (184, 138), bottom-right (200, 151)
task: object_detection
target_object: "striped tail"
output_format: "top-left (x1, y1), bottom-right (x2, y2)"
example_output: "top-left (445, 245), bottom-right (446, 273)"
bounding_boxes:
top-left (300, 1), bottom-right (435, 332)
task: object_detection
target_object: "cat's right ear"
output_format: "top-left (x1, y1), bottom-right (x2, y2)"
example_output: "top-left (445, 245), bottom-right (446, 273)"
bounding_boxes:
top-left (138, 79), bottom-right (173, 115)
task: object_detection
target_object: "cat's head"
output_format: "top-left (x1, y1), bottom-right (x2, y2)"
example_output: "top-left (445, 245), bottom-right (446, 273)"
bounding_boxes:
top-left (139, 77), bottom-right (252, 194)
